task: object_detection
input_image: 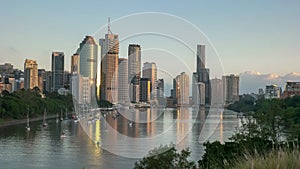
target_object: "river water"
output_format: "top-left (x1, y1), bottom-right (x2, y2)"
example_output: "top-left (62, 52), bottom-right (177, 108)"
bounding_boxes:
top-left (0, 108), bottom-right (239, 169)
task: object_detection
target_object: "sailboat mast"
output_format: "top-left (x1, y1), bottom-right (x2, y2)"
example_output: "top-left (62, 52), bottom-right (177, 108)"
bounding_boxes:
top-left (27, 106), bottom-right (29, 127)
top-left (43, 108), bottom-right (46, 123)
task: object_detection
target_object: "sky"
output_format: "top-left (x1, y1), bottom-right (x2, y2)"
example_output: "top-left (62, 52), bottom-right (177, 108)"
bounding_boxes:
top-left (0, 0), bottom-right (299, 93)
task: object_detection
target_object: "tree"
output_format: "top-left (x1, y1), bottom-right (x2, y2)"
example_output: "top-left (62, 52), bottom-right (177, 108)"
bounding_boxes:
top-left (0, 89), bottom-right (74, 119)
top-left (254, 99), bottom-right (284, 145)
top-left (134, 144), bottom-right (196, 169)
top-left (97, 99), bottom-right (113, 108)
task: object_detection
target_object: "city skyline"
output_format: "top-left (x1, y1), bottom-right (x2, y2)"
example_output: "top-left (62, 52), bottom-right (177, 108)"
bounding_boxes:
top-left (1, 2), bottom-right (300, 168)
top-left (1, 1), bottom-right (299, 77)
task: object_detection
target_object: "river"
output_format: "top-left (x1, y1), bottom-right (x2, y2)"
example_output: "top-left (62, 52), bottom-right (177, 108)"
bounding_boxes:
top-left (0, 108), bottom-right (239, 169)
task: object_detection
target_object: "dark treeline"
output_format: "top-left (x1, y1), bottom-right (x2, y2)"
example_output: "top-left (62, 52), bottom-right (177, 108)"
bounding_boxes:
top-left (135, 96), bottom-right (300, 169)
top-left (198, 95), bottom-right (300, 168)
top-left (0, 88), bottom-right (73, 119)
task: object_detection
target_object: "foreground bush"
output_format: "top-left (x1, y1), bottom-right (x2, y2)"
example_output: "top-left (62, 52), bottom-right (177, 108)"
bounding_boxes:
top-left (134, 144), bottom-right (196, 169)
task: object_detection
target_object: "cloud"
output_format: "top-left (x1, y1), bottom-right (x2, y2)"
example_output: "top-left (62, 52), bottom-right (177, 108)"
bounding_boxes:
top-left (239, 71), bottom-right (300, 94)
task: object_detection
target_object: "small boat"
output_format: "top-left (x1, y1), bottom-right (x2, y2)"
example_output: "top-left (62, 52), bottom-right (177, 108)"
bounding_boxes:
top-left (73, 116), bottom-right (79, 123)
top-left (25, 107), bottom-right (30, 131)
top-left (60, 132), bottom-right (67, 138)
top-left (128, 121), bottom-right (133, 127)
top-left (56, 113), bottom-right (59, 123)
top-left (42, 109), bottom-right (48, 127)
top-left (60, 109), bottom-right (63, 121)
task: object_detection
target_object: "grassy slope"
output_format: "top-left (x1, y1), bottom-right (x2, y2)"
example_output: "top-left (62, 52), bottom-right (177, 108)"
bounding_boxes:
top-left (232, 150), bottom-right (300, 169)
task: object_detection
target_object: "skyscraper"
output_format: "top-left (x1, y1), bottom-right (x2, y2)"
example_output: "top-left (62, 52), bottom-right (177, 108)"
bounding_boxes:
top-left (100, 32), bottom-right (119, 103)
top-left (44, 71), bottom-right (52, 92)
top-left (129, 76), bottom-right (140, 103)
top-left (38, 69), bottom-right (45, 92)
top-left (128, 44), bottom-right (141, 83)
top-left (210, 78), bottom-right (223, 105)
top-left (175, 72), bottom-right (190, 106)
top-left (64, 71), bottom-right (71, 89)
top-left (155, 79), bottom-right (165, 105)
top-left (142, 62), bottom-right (157, 92)
top-left (52, 52), bottom-right (64, 91)
top-left (71, 53), bottom-right (79, 75)
top-left (140, 78), bottom-right (151, 103)
top-left (78, 36), bottom-right (98, 80)
top-left (222, 74), bottom-right (239, 104)
top-left (24, 59), bottom-right (38, 90)
top-left (192, 73), bottom-right (205, 106)
top-left (193, 45), bottom-right (211, 106)
top-left (76, 36), bottom-right (99, 106)
top-left (156, 79), bottom-right (164, 95)
top-left (197, 45), bottom-right (205, 72)
top-left (118, 58), bottom-right (129, 104)
top-left (128, 44), bottom-right (141, 103)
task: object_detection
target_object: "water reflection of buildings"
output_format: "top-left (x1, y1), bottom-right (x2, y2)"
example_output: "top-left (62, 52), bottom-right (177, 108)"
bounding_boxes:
top-left (77, 107), bottom-right (239, 160)
top-left (197, 108), bottom-right (239, 144)
top-left (176, 107), bottom-right (190, 148)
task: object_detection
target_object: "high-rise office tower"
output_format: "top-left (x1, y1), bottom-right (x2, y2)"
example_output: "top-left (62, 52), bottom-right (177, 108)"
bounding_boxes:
top-left (24, 59), bottom-right (38, 90)
top-left (38, 69), bottom-right (45, 92)
top-left (142, 62), bottom-right (157, 91)
top-left (222, 74), bottom-right (239, 104)
top-left (140, 78), bottom-right (151, 103)
top-left (128, 44), bottom-right (141, 83)
top-left (76, 36), bottom-right (99, 106)
top-left (193, 45), bottom-right (211, 105)
top-left (70, 53), bottom-right (79, 94)
top-left (64, 71), bottom-right (71, 89)
top-left (99, 26), bottom-right (119, 103)
top-left (171, 78), bottom-right (177, 99)
top-left (118, 58), bottom-right (129, 104)
top-left (210, 78), bottom-right (223, 105)
top-left (78, 36), bottom-right (98, 80)
top-left (51, 52), bottom-right (64, 91)
top-left (175, 72), bottom-right (190, 106)
top-left (128, 44), bottom-right (141, 103)
top-left (44, 71), bottom-right (52, 92)
top-left (129, 76), bottom-right (140, 103)
top-left (154, 79), bottom-right (165, 105)
top-left (192, 72), bottom-right (205, 106)
top-left (155, 79), bottom-right (164, 97)
top-left (71, 53), bottom-right (79, 75)
top-left (197, 45), bottom-right (205, 72)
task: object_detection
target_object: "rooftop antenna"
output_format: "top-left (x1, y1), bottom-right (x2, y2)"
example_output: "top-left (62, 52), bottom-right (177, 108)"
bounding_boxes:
top-left (108, 17), bottom-right (112, 34)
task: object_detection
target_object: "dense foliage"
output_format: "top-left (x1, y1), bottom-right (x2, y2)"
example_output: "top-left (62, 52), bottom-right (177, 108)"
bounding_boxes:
top-left (199, 95), bottom-right (300, 168)
top-left (97, 99), bottom-right (113, 108)
top-left (134, 144), bottom-right (196, 169)
top-left (0, 89), bottom-right (73, 119)
top-left (226, 94), bottom-right (262, 113)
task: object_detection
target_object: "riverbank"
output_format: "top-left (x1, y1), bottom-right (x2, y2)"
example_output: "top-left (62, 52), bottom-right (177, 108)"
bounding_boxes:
top-left (0, 114), bottom-right (58, 127)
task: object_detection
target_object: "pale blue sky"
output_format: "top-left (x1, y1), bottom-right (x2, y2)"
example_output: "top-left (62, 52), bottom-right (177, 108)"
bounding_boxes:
top-left (0, 0), bottom-right (299, 77)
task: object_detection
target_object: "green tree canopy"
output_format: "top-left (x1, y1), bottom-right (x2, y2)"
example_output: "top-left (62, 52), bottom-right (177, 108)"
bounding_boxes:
top-left (134, 144), bottom-right (196, 169)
